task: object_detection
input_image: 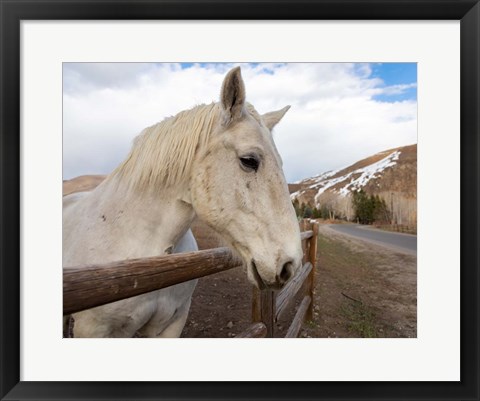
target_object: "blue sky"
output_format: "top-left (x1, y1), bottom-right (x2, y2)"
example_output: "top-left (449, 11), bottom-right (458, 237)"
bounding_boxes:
top-left (63, 62), bottom-right (417, 182)
top-left (370, 63), bottom-right (417, 102)
top-left (178, 62), bottom-right (417, 101)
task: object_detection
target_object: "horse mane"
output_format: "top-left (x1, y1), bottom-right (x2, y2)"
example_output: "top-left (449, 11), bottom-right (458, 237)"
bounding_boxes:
top-left (109, 101), bottom-right (264, 193)
top-left (110, 102), bottom-right (219, 191)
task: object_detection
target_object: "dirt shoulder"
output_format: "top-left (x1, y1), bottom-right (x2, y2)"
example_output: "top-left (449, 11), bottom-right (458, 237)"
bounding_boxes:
top-left (301, 224), bottom-right (417, 338)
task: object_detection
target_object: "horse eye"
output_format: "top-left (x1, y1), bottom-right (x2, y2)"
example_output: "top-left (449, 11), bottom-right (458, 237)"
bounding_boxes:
top-left (240, 156), bottom-right (259, 172)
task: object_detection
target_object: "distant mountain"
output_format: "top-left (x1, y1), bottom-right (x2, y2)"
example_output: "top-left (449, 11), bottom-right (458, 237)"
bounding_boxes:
top-left (290, 144), bottom-right (417, 226)
top-left (63, 175), bottom-right (106, 196)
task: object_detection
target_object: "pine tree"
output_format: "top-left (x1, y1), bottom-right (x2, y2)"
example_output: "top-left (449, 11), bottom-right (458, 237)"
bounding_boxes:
top-left (292, 199), bottom-right (301, 217)
top-left (303, 205), bottom-right (313, 218)
top-left (353, 190), bottom-right (391, 225)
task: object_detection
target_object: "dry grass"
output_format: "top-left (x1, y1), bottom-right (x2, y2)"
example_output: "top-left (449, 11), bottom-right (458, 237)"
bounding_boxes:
top-left (373, 224), bottom-right (417, 235)
top-left (300, 224), bottom-right (417, 338)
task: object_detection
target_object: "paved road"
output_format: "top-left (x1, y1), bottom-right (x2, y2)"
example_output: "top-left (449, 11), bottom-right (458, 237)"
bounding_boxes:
top-left (328, 224), bottom-right (417, 255)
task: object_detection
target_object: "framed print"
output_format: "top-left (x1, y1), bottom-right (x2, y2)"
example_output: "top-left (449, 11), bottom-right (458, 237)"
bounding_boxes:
top-left (1, 0), bottom-right (479, 400)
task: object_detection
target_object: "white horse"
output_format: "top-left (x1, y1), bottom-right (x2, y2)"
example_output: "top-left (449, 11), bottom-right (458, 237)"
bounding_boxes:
top-left (63, 67), bottom-right (303, 338)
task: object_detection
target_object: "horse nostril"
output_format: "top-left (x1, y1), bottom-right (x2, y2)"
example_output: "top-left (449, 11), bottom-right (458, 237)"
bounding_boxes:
top-left (279, 261), bottom-right (294, 283)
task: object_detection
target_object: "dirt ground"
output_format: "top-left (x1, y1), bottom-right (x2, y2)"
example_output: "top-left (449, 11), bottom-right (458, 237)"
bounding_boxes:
top-left (183, 220), bottom-right (417, 338)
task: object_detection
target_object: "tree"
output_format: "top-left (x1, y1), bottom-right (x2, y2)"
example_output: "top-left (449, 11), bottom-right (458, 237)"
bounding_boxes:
top-left (303, 205), bottom-right (313, 218)
top-left (352, 190), bottom-right (391, 225)
top-left (352, 189), bottom-right (371, 224)
top-left (300, 202), bottom-right (306, 217)
top-left (372, 195), bottom-right (390, 223)
top-left (292, 198), bottom-right (301, 217)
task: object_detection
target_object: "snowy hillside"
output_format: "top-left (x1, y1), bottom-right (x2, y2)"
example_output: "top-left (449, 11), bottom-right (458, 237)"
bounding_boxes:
top-left (290, 144), bottom-right (417, 225)
top-left (291, 150), bottom-right (401, 201)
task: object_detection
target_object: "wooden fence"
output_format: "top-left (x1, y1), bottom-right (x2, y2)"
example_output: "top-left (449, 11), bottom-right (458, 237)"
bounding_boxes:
top-left (251, 219), bottom-right (319, 337)
top-left (63, 219), bottom-right (319, 338)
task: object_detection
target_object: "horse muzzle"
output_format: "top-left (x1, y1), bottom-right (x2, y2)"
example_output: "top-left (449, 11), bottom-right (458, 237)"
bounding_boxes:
top-left (249, 258), bottom-right (297, 290)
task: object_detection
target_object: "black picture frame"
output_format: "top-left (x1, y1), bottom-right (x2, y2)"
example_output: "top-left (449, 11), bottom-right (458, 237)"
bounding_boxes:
top-left (1, 1), bottom-right (478, 400)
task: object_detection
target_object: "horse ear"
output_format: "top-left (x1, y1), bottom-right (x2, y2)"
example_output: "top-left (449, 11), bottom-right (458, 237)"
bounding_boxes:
top-left (262, 105), bottom-right (291, 131)
top-left (220, 67), bottom-right (246, 124)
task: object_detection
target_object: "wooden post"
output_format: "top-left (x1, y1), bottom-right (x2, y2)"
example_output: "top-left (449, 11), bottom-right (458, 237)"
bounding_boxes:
top-left (252, 288), bottom-right (276, 337)
top-left (261, 290), bottom-right (276, 337)
top-left (306, 220), bottom-right (319, 321)
top-left (301, 219), bottom-right (309, 265)
top-left (252, 287), bottom-right (261, 322)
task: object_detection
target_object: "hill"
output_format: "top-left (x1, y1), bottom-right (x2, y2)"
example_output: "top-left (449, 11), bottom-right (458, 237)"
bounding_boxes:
top-left (290, 144), bottom-right (417, 227)
top-left (63, 175), bottom-right (106, 196)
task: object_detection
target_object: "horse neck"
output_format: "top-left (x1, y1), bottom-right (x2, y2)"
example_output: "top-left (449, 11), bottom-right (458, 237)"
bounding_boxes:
top-left (93, 176), bottom-right (196, 254)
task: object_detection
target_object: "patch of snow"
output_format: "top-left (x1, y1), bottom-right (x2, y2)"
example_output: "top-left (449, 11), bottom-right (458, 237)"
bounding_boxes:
top-left (315, 150), bottom-right (401, 200)
top-left (293, 150), bottom-right (401, 202)
top-left (290, 190), bottom-right (301, 200)
top-left (315, 169), bottom-right (340, 181)
top-left (314, 172), bottom-right (354, 203)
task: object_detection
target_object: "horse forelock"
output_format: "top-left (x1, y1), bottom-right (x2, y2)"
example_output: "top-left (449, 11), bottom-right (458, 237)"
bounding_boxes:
top-left (245, 103), bottom-right (262, 125)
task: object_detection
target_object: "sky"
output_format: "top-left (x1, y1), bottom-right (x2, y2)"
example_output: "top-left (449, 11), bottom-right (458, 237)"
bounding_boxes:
top-left (63, 62), bottom-right (417, 183)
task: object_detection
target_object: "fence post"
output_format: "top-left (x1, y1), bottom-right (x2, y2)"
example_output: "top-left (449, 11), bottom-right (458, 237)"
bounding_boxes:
top-left (301, 219), bottom-right (309, 265)
top-left (252, 287), bottom-right (261, 322)
top-left (306, 220), bottom-right (319, 321)
top-left (252, 287), bottom-right (276, 337)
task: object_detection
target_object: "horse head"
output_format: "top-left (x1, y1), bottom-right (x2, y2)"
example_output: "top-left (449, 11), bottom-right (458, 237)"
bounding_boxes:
top-left (191, 67), bottom-right (303, 290)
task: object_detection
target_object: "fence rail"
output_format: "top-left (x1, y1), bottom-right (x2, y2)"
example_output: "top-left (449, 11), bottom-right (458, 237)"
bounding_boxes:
top-left (275, 262), bottom-right (312, 321)
top-left (63, 247), bottom-right (242, 315)
top-left (63, 219), bottom-right (319, 337)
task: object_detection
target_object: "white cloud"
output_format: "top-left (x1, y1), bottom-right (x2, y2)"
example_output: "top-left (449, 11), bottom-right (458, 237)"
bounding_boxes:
top-left (63, 63), bottom-right (417, 182)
